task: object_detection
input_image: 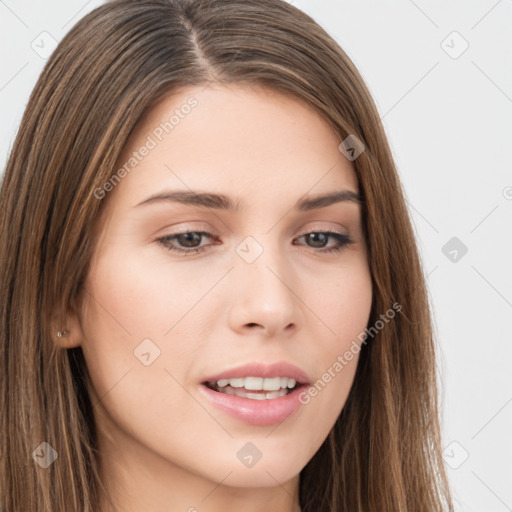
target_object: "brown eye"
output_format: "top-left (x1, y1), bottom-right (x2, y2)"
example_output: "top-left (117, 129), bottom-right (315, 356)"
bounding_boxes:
top-left (295, 231), bottom-right (353, 253)
top-left (156, 231), bottom-right (217, 254)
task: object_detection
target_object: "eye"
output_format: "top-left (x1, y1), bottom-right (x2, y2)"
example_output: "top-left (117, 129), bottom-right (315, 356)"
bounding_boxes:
top-left (293, 231), bottom-right (353, 253)
top-left (156, 231), bottom-right (218, 254)
top-left (155, 230), bottom-right (353, 255)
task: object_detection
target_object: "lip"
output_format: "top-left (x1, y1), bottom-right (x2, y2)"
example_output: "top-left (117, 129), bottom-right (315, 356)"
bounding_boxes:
top-left (201, 361), bottom-right (311, 385)
top-left (199, 361), bottom-right (312, 426)
top-left (199, 381), bottom-right (309, 426)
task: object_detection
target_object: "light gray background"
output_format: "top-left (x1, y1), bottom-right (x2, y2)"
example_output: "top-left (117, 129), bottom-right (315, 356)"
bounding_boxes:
top-left (1, 1), bottom-right (511, 510)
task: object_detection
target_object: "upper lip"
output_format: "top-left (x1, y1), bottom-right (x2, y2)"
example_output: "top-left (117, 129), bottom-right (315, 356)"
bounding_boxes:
top-left (202, 361), bottom-right (311, 385)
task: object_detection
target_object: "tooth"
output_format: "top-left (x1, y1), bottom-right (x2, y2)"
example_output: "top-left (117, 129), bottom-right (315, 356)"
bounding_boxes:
top-left (229, 378), bottom-right (244, 388)
top-left (265, 389), bottom-right (286, 399)
top-left (263, 377), bottom-right (281, 391)
top-left (216, 384), bottom-right (290, 400)
top-left (244, 377), bottom-right (263, 390)
top-left (213, 376), bottom-right (299, 393)
top-left (245, 392), bottom-right (266, 400)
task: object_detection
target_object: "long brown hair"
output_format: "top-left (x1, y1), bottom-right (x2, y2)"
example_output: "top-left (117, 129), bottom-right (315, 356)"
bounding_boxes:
top-left (0, 0), bottom-right (454, 510)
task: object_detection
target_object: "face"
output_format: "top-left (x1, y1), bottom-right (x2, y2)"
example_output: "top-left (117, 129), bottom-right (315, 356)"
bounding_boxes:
top-left (68, 84), bottom-right (372, 497)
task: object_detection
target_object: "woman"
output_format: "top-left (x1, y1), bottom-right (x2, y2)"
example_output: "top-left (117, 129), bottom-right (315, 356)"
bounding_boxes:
top-left (0, 0), bottom-right (454, 510)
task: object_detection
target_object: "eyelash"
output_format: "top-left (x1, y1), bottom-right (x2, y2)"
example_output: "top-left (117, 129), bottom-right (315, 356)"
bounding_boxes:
top-left (155, 230), bottom-right (354, 255)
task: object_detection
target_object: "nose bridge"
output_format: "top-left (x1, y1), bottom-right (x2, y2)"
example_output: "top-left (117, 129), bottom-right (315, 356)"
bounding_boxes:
top-left (236, 234), bottom-right (287, 292)
top-left (230, 234), bottom-right (300, 334)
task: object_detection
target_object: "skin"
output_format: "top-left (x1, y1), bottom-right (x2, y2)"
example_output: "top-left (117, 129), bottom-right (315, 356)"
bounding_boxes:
top-left (59, 84), bottom-right (373, 512)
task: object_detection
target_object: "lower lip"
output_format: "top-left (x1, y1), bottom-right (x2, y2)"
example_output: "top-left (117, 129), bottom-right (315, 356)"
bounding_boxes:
top-left (199, 383), bottom-right (308, 426)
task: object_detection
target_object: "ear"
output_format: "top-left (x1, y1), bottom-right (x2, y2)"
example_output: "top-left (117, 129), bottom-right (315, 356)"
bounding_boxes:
top-left (51, 303), bottom-right (84, 349)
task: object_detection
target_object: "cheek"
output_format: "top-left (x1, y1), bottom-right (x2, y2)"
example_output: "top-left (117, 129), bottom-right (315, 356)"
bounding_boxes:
top-left (78, 251), bottom-right (208, 461)
top-left (307, 255), bottom-right (373, 349)
top-left (81, 246), bottom-right (213, 343)
top-left (296, 257), bottom-right (372, 426)
top-left (78, 246), bottom-right (215, 411)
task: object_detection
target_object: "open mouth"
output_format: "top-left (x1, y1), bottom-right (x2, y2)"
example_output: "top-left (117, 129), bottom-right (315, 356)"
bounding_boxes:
top-left (203, 376), bottom-right (300, 400)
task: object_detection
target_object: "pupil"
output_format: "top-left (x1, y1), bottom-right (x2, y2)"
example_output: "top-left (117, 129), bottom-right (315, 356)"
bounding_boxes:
top-left (178, 232), bottom-right (201, 247)
top-left (307, 233), bottom-right (327, 248)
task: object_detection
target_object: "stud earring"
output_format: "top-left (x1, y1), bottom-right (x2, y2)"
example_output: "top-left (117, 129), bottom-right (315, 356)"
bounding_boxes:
top-left (57, 330), bottom-right (69, 338)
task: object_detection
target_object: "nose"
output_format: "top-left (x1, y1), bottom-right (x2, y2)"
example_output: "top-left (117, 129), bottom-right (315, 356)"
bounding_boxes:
top-left (227, 241), bottom-right (302, 338)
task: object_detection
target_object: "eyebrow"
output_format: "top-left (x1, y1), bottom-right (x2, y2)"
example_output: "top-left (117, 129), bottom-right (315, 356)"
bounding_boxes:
top-left (135, 189), bottom-right (362, 211)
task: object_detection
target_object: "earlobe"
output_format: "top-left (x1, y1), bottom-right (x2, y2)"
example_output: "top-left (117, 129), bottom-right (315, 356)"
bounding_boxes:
top-left (55, 330), bottom-right (82, 348)
top-left (53, 327), bottom-right (83, 349)
top-left (51, 307), bottom-right (84, 349)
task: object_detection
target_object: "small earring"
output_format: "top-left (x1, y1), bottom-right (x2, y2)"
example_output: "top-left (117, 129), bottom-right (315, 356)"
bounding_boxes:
top-left (57, 330), bottom-right (69, 338)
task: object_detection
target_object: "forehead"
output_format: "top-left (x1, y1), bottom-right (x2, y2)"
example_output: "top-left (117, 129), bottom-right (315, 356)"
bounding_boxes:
top-left (108, 84), bottom-right (359, 210)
